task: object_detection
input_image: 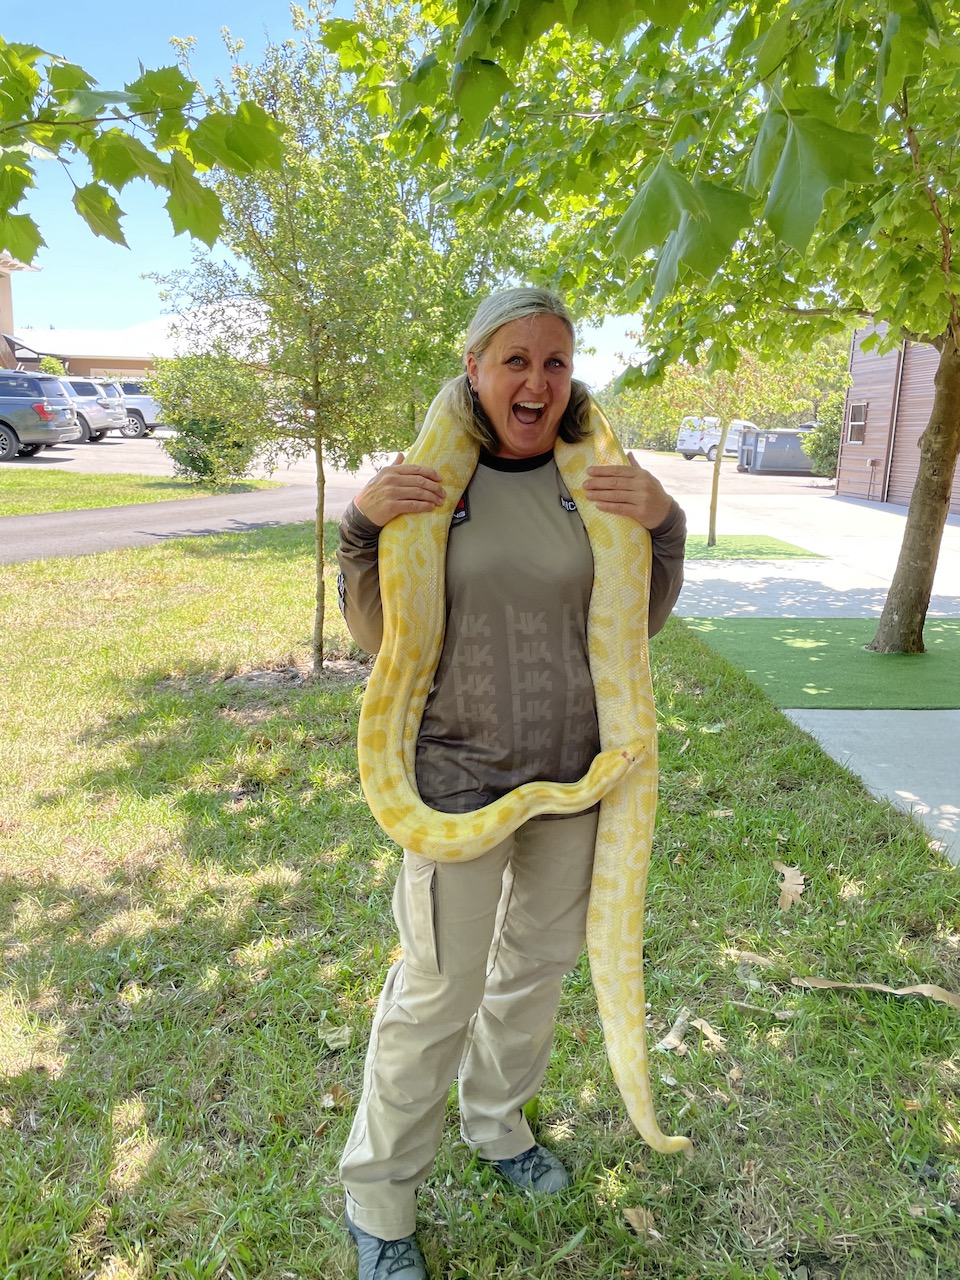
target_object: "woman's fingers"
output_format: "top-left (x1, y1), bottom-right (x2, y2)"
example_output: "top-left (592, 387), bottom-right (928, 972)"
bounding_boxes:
top-left (355, 461), bottom-right (446, 527)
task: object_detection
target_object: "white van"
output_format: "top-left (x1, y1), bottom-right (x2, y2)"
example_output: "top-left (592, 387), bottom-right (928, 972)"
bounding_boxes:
top-left (675, 416), bottom-right (757, 461)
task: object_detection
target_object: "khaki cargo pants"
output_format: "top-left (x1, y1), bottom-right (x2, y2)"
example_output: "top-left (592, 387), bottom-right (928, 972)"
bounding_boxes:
top-left (340, 810), bottom-right (599, 1240)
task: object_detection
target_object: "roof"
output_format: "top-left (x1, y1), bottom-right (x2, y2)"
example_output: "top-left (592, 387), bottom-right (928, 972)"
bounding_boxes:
top-left (10, 317), bottom-right (183, 361)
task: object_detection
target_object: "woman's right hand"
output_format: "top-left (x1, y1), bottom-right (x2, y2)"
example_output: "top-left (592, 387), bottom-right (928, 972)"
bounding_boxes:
top-left (354, 453), bottom-right (445, 528)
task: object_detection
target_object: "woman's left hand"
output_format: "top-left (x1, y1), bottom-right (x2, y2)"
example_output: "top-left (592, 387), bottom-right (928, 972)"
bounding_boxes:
top-left (584, 454), bottom-right (673, 529)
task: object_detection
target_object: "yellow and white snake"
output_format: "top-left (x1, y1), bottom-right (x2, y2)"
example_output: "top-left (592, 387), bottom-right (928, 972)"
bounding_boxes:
top-left (357, 385), bottom-right (691, 1156)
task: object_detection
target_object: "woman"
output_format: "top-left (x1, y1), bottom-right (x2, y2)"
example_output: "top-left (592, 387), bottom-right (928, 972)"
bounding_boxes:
top-left (336, 288), bottom-right (686, 1280)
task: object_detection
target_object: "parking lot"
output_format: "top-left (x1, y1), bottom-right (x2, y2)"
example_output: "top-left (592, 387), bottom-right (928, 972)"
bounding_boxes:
top-left (4, 430), bottom-right (830, 500)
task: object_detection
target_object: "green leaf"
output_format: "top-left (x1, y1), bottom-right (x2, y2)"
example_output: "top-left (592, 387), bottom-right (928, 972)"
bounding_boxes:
top-left (572, 0), bottom-right (627, 45)
top-left (165, 153), bottom-right (223, 245)
top-left (673, 180), bottom-right (755, 279)
top-left (0, 153), bottom-right (34, 215)
top-left (56, 89), bottom-right (130, 118)
top-left (191, 102), bottom-right (284, 174)
top-left (71, 182), bottom-right (127, 246)
top-left (398, 52), bottom-right (448, 117)
top-left (451, 57), bottom-right (514, 132)
top-left (764, 116), bottom-right (876, 253)
top-left (125, 66), bottom-right (196, 114)
top-left (612, 159), bottom-right (707, 263)
top-left (755, 12), bottom-right (796, 82)
top-left (0, 211), bottom-right (44, 262)
top-left (745, 108), bottom-right (787, 195)
top-left (82, 128), bottom-right (168, 188)
top-left (47, 61), bottom-right (95, 97)
top-left (728, 8), bottom-right (758, 63)
top-left (876, 5), bottom-right (928, 110)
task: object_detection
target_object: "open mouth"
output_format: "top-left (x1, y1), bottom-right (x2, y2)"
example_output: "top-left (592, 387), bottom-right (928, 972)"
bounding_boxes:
top-left (513, 401), bottom-right (545, 425)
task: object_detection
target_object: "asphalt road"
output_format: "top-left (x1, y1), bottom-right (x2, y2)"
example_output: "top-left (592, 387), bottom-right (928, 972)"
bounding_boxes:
top-left (0, 432), bottom-right (831, 564)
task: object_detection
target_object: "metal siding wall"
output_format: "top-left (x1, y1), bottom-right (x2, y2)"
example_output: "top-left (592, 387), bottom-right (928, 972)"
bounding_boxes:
top-left (887, 343), bottom-right (960, 515)
top-left (837, 330), bottom-right (899, 501)
top-left (887, 343), bottom-right (937, 505)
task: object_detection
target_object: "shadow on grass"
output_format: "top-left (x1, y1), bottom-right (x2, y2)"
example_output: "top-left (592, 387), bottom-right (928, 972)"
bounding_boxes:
top-left (0, 662), bottom-right (388, 1278)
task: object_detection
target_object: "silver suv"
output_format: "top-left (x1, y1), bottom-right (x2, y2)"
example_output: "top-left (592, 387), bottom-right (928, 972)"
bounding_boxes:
top-left (118, 378), bottom-right (164, 437)
top-left (0, 370), bottom-right (80, 459)
top-left (59, 377), bottom-right (127, 442)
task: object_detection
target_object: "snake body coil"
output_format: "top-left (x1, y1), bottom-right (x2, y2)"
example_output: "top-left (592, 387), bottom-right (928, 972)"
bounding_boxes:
top-left (358, 387), bottom-right (691, 1155)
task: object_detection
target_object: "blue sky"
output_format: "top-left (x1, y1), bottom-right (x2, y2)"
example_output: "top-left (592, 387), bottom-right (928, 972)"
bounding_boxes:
top-left (4, 1), bottom-right (639, 386)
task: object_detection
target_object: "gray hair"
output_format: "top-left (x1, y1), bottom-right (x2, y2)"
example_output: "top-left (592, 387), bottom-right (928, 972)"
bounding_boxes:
top-left (440, 287), bottom-right (593, 451)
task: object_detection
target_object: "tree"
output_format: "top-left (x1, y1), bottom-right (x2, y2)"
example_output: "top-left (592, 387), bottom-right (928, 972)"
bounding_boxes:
top-left (0, 34), bottom-right (283, 260)
top-left (165, 1), bottom-right (535, 669)
top-left (599, 336), bottom-right (849, 451)
top-left (348, 0), bottom-right (960, 653)
top-left (37, 355), bottom-right (65, 375)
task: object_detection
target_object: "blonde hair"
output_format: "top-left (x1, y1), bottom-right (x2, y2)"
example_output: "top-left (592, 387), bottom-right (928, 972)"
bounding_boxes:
top-left (440, 287), bottom-right (593, 451)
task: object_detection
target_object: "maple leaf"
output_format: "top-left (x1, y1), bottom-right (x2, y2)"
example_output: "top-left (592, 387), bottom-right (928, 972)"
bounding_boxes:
top-left (773, 861), bottom-right (806, 911)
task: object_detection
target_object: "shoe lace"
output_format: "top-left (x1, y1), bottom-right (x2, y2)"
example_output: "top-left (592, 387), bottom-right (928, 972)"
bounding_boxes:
top-left (510, 1146), bottom-right (551, 1183)
top-left (381, 1237), bottom-right (422, 1276)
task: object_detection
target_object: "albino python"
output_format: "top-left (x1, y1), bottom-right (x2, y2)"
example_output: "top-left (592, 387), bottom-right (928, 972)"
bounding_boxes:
top-left (357, 384), bottom-right (691, 1156)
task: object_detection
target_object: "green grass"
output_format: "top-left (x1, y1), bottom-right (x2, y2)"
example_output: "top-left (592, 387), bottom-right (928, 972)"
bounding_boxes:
top-left (688, 617), bottom-right (960, 709)
top-left (0, 525), bottom-right (957, 1279)
top-left (0, 469), bottom-right (279, 516)
top-left (685, 535), bottom-right (824, 560)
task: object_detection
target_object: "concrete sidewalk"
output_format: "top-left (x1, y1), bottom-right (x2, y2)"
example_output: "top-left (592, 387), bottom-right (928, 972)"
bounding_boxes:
top-left (674, 489), bottom-right (960, 863)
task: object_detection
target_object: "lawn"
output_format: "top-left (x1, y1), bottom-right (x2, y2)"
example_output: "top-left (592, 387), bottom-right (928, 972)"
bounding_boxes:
top-left (684, 535), bottom-right (825, 561)
top-left (0, 523), bottom-right (957, 1279)
top-left (688, 617), bottom-right (960, 709)
top-left (0, 469), bottom-right (278, 516)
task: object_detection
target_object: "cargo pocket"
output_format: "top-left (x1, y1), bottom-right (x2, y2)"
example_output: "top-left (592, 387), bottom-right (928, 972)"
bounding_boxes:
top-left (393, 852), bottom-right (441, 976)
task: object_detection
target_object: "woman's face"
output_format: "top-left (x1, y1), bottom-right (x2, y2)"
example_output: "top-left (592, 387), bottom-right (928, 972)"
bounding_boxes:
top-left (466, 313), bottom-right (574, 460)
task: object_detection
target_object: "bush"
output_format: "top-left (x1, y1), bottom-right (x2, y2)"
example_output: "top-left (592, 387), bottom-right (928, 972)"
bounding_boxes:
top-left (163, 416), bottom-right (259, 487)
top-left (800, 389), bottom-right (845, 477)
top-left (149, 354), bottom-right (262, 488)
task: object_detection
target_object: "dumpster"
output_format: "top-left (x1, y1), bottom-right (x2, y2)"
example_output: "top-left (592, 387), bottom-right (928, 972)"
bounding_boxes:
top-left (737, 427), bottom-right (814, 474)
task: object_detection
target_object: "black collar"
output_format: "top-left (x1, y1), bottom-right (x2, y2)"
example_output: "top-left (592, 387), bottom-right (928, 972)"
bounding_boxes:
top-left (478, 447), bottom-right (554, 473)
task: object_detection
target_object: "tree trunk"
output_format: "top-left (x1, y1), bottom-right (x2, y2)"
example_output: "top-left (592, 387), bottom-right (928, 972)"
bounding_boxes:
top-left (312, 430), bottom-right (326, 672)
top-left (706, 420), bottom-right (731, 547)
top-left (868, 339), bottom-right (960, 654)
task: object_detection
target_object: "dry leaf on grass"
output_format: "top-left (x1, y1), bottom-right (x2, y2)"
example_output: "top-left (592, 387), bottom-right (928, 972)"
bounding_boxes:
top-left (773, 861), bottom-right (806, 911)
top-left (623, 1206), bottom-right (661, 1240)
top-left (317, 1025), bottom-right (352, 1051)
top-left (320, 1083), bottom-right (351, 1110)
top-left (654, 1007), bottom-right (691, 1054)
top-left (729, 950), bottom-right (775, 967)
top-left (792, 975), bottom-right (960, 1011)
top-left (732, 1001), bottom-right (795, 1022)
top-left (690, 1017), bottom-right (727, 1049)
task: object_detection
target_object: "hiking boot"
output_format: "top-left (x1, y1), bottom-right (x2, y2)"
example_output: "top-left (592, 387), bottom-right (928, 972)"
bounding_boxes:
top-left (345, 1210), bottom-right (428, 1279)
top-left (487, 1143), bottom-right (570, 1194)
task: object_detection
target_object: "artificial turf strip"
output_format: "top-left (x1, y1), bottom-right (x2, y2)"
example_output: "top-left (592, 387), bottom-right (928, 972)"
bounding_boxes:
top-left (684, 534), bottom-right (825, 560)
top-left (686, 616), bottom-right (960, 709)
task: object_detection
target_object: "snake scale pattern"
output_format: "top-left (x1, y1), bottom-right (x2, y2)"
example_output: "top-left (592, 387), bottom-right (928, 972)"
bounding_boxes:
top-left (357, 385), bottom-right (691, 1155)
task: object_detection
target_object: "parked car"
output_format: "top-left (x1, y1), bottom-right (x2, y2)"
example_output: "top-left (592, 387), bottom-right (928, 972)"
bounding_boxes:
top-left (58, 376), bottom-right (127, 442)
top-left (117, 378), bottom-right (164, 437)
top-left (0, 369), bottom-right (81, 460)
top-left (675, 415), bottom-right (757, 461)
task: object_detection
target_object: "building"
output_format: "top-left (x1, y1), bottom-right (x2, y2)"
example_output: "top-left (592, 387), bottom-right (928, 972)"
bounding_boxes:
top-left (838, 327), bottom-right (960, 515)
top-left (6, 318), bottom-right (178, 377)
top-left (0, 252), bottom-right (40, 368)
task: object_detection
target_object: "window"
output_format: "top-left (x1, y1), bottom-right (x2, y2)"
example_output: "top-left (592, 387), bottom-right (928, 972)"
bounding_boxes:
top-left (847, 401), bottom-right (867, 444)
top-left (0, 375), bottom-right (35, 396)
top-left (121, 381), bottom-right (143, 394)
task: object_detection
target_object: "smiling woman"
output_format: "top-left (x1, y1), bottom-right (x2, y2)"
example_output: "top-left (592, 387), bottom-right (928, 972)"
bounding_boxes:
top-left (466, 311), bottom-right (573, 460)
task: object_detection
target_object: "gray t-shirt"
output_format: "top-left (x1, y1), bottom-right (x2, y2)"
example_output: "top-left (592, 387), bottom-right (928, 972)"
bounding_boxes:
top-left (414, 450), bottom-right (599, 812)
